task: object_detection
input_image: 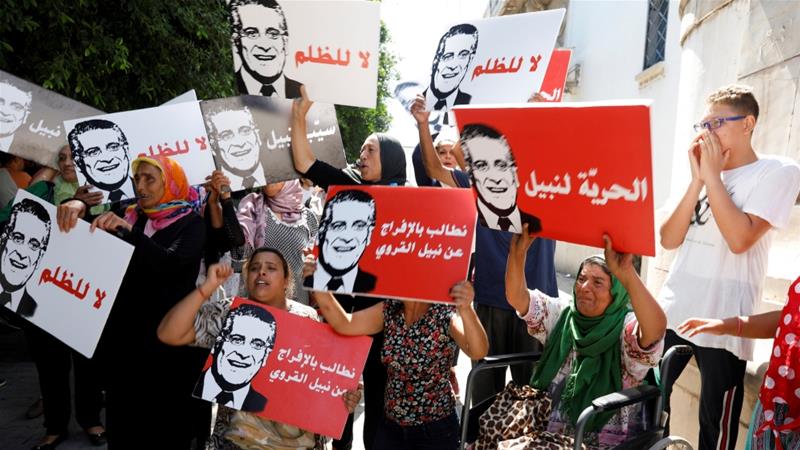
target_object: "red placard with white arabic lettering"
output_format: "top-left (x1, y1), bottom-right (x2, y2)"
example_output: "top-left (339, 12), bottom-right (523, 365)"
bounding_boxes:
top-left (194, 298), bottom-right (371, 439)
top-left (452, 101), bottom-right (655, 256)
top-left (538, 49), bottom-right (571, 102)
top-left (304, 185), bottom-right (477, 303)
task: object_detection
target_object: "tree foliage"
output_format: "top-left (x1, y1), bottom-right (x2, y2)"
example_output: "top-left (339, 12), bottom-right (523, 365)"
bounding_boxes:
top-left (0, 0), bottom-right (397, 161)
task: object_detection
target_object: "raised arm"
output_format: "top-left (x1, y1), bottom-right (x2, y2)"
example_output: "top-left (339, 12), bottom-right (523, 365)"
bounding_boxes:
top-left (410, 94), bottom-right (458, 187)
top-left (505, 223), bottom-right (536, 315)
top-left (290, 86), bottom-right (316, 174)
top-left (603, 235), bottom-right (666, 349)
top-left (449, 280), bottom-right (488, 359)
top-left (698, 131), bottom-right (771, 253)
top-left (678, 310), bottom-right (781, 340)
top-left (157, 263), bottom-right (233, 345)
top-left (660, 134), bottom-right (704, 249)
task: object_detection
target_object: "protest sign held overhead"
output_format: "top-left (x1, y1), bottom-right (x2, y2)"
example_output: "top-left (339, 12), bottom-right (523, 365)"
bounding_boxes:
top-left (201, 95), bottom-right (345, 191)
top-left (0, 70), bottom-right (103, 168)
top-left (304, 185), bottom-right (477, 303)
top-left (0, 190), bottom-right (133, 357)
top-left (418, 9), bottom-right (564, 132)
top-left (193, 297), bottom-right (371, 439)
top-left (452, 101), bottom-right (655, 256)
top-left (229, 0), bottom-right (380, 108)
top-left (63, 101), bottom-right (214, 203)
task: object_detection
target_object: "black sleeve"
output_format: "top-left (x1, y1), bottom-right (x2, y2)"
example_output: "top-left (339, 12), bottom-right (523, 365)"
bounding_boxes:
top-left (303, 160), bottom-right (358, 190)
top-left (411, 143), bottom-right (436, 187)
top-left (123, 216), bottom-right (206, 275)
top-left (205, 198), bottom-right (245, 255)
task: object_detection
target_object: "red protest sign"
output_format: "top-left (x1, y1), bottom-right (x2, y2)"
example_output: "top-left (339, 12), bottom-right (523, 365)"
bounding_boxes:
top-left (194, 298), bottom-right (372, 439)
top-left (538, 49), bottom-right (571, 102)
top-left (305, 185), bottom-right (477, 303)
top-left (452, 102), bottom-right (655, 256)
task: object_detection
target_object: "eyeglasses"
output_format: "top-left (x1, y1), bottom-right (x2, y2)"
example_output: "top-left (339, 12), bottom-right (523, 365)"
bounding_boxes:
top-left (84, 142), bottom-right (124, 159)
top-left (218, 125), bottom-right (256, 143)
top-left (10, 231), bottom-right (43, 252)
top-left (240, 27), bottom-right (286, 41)
top-left (692, 115), bottom-right (745, 133)
top-left (472, 159), bottom-right (514, 173)
top-left (226, 333), bottom-right (267, 351)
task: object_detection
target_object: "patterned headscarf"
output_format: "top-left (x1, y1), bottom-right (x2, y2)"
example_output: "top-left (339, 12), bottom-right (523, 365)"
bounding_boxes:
top-left (265, 180), bottom-right (304, 224)
top-left (124, 155), bottom-right (199, 237)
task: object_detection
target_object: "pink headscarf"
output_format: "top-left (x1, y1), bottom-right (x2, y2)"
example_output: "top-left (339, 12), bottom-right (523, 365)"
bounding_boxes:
top-left (237, 180), bottom-right (306, 250)
top-left (265, 180), bottom-right (304, 224)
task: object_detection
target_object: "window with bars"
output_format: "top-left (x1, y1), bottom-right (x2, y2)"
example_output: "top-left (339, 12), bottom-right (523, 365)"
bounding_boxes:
top-left (643, 0), bottom-right (668, 70)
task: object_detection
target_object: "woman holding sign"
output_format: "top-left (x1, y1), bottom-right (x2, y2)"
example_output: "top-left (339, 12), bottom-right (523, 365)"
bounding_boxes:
top-left (157, 248), bottom-right (360, 450)
top-left (490, 225), bottom-right (665, 449)
top-left (305, 258), bottom-right (488, 450)
top-left (290, 87), bottom-right (408, 450)
top-left (56, 155), bottom-right (208, 449)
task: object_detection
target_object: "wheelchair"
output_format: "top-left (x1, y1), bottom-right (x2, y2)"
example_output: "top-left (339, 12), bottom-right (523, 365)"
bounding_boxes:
top-left (459, 345), bottom-right (695, 450)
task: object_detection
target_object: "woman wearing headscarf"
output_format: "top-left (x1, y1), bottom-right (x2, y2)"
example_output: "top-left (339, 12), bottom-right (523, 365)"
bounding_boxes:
top-left (486, 225), bottom-right (666, 449)
top-left (290, 88), bottom-right (406, 450)
top-left (56, 155), bottom-right (208, 449)
top-left (231, 179), bottom-right (318, 305)
top-left (679, 275), bottom-right (800, 450)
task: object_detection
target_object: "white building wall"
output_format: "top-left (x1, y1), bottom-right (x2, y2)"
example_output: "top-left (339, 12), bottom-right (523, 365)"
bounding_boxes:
top-left (553, 0), bottom-right (683, 275)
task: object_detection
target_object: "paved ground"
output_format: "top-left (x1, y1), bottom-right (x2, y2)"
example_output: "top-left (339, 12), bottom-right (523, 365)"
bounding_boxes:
top-left (0, 274), bottom-right (575, 450)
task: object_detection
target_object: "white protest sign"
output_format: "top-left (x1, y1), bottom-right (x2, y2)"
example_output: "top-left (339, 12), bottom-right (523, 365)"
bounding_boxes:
top-left (419, 9), bottom-right (564, 130)
top-left (63, 101), bottom-right (214, 203)
top-left (1, 190), bottom-right (134, 357)
top-left (230, 0), bottom-right (380, 108)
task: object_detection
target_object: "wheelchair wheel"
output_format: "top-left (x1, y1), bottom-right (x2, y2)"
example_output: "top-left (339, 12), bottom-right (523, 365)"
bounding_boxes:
top-left (648, 436), bottom-right (693, 450)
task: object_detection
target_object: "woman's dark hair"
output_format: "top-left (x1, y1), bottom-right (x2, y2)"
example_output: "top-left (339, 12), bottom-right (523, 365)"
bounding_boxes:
top-left (245, 247), bottom-right (295, 298)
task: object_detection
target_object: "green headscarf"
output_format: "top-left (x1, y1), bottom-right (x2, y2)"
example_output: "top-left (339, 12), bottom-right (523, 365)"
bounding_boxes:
top-left (529, 256), bottom-right (631, 432)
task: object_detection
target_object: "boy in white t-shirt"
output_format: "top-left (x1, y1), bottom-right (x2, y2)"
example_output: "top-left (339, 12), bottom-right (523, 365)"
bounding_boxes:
top-left (658, 84), bottom-right (800, 450)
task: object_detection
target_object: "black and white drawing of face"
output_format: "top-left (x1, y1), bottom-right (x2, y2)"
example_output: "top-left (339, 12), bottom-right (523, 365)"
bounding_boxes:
top-left (0, 201), bottom-right (51, 292)
top-left (208, 108), bottom-right (262, 175)
top-left (69, 120), bottom-right (131, 191)
top-left (431, 25), bottom-right (478, 97)
top-left (0, 81), bottom-right (32, 138)
top-left (464, 132), bottom-right (518, 211)
top-left (321, 199), bottom-right (375, 273)
top-left (233, 0), bottom-right (288, 84)
top-left (213, 308), bottom-right (276, 389)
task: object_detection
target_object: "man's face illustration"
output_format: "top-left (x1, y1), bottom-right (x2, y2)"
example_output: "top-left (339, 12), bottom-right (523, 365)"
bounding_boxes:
top-left (215, 315), bottom-right (273, 387)
top-left (467, 136), bottom-right (517, 211)
top-left (237, 4), bottom-right (287, 82)
top-left (0, 212), bottom-right (47, 290)
top-left (433, 33), bottom-right (476, 96)
top-left (74, 128), bottom-right (130, 189)
top-left (0, 82), bottom-right (31, 138)
top-left (211, 109), bottom-right (261, 174)
top-left (322, 200), bottom-right (374, 272)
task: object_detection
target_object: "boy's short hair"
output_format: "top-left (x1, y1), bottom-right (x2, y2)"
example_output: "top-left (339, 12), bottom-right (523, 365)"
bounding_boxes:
top-left (706, 84), bottom-right (759, 121)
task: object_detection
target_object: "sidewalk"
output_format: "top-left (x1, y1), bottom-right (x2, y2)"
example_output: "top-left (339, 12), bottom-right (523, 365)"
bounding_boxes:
top-left (0, 273), bottom-right (575, 450)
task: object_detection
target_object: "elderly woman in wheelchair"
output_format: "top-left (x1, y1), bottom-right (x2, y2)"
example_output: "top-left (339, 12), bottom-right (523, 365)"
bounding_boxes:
top-left (471, 226), bottom-right (668, 449)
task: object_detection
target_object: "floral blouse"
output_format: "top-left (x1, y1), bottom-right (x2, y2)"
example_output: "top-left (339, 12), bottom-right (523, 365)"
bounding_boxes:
top-left (521, 289), bottom-right (664, 450)
top-left (192, 296), bottom-right (326, 450)
top-left (381, 299), bottom-right (457, 426)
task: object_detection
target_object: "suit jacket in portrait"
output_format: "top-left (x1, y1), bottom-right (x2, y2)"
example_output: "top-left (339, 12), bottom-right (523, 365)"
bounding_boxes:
top-left (1, 288), bottom-right (37, 319)
top-left (193, 370), bottom-right (268, 412)
top-left (424, 87), bottom-right (472, 110)
top-left (476, 205), bottom-right (542, 235)
top-left (304, 267), bottom-right (377, 294)
top-left (235, 70), bottom-right (302, 99)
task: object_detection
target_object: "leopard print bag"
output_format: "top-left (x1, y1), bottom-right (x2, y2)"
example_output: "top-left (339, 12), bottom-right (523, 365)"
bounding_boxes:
top-left (473, 382), bottom-right (584, 450)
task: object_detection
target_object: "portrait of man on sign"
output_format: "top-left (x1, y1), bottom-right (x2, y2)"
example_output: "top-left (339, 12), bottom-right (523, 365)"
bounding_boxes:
top-left (461, 123), bottom-right (541, 235)
top-left (308, 189), bottom-right (377, 294)
top-left (230, 0), bottom-right (303, 98)
top-left (67, 119), bottom-right (135, 203)
top-left (0, 198), bottom-right (52, 319)
top-left (194, 303), bottom-right (276, 412)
